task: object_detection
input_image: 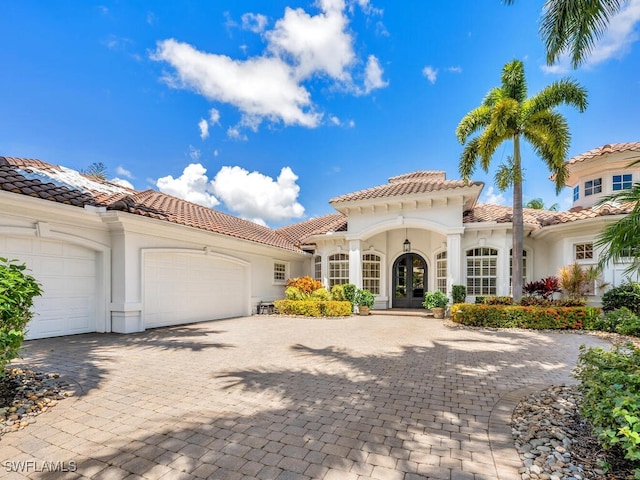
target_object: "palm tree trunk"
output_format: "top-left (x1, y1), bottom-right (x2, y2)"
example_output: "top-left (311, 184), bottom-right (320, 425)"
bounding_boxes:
top-left (512, 136), bottom-right (524, 302)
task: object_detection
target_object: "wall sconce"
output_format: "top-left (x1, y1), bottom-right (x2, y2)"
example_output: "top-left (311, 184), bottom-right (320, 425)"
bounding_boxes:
top-left (403, 229), bottom-right (411, 252)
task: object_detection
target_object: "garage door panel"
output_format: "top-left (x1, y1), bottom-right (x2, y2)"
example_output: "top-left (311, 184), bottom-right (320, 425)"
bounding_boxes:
top-left (0, 236), bottom-right (98, 339)
top-left (144, 253), bottom-right (247, 328)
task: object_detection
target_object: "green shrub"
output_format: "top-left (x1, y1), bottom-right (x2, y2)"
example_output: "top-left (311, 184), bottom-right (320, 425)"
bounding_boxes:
top-left (602, 282), bottom-right (640, 314)
top-left (423, 290), bottom-right (449, 309)
top-left (310, 288), bottom-right (331, 301)
top-left (575, 344), bottom-right (640, 474)
top-left (273, 300), bottom-right (351, 317)
top-left (483, 296), bottom-right (514, 305)
top-left (354, 289), bottom-right (375, 308)
top-left (474, 296), bottom-right (485, 304)
top-left (0, 258), bottom-right (42, 375)
top-left (285, 286), bottom-right (306, 301)
top-left (615, 309), bottom-right (640, 337)
top-left (451, 285), bottom-right (467, 304)
top-left (519, 296), bottom-right (552, 307)
top-left (330, 284), bottom-right (345, 301)
top-left (450, 303), bottom-right (600, 330)
top-left (342, 284), bottom-right (356, 305)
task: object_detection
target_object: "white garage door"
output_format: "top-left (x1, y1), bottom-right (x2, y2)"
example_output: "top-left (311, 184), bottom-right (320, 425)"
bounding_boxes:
top-left (0, 236), bottom-right (97, 339)
top-left (143, 252), bottom-right (247, 328)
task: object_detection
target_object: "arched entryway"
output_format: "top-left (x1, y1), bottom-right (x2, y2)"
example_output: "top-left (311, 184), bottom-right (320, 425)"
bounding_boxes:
top-left (392, 253), bottom-right (427, 308)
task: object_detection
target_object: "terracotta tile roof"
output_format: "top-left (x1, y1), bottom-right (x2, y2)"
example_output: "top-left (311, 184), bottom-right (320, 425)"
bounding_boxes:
top-left (463, 202), bottom-right (635, 228)
top-left (108, 190), bottom-right (303, 252)
top-left (0, 156), bottom-right (108, 207)
top-left (330, 170), bottom-right (483, 204)
top-left (0, 156), bottom-right (304, 253)
top-left (276, 213), bottom-right (348, 245)
top-left (566, 142), bottom-right (640, 165)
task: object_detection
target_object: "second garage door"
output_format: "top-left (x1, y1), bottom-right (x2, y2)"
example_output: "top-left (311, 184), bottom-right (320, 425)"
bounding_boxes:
top-left (143, 252), bottom-right (247, 328)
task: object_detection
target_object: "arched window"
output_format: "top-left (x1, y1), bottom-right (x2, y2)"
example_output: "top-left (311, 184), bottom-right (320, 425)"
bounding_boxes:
top-left (328, 253), bottom-right (349, 288)
top-left (314, 255), bottom-right (322, 281)
top-left (436, 251), bottom-right (447, 293)
top-left (362, 254), bottom-right (381, 294)
top-left (466, 248), bottom-right (498, 296)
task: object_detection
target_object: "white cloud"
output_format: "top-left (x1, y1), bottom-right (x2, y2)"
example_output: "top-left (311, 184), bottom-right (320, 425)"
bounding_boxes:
top-left (422, 65), bottom-right (438, 84)
top-left (115, 165), bottom-right (133, 179)
top-left (152, 1), bottom-right (387, 136)
top-left (481, 186), bottom-right (508, 206)
top-left (111, 178), bottom-right (135, 189)
top-left (266, 3), bottom-right (354, 82)
top-left (330, 115), bottom-right (341, 125)
top-left (227, 126), bottom-right (248, 140)
top-left (209, 108), bottom-right (220, 125)
top-left (213, 149), bottom-right (219, 157)
top-left (154, 39), bottom-right (321, 128)
top-left (447, 66), bottom-right (462, 73)
top-left (363, 55), bottom-right (388, 93)
top-left (542, 0), bottom-right (640, 73)
top-left (211, 166), bottom-right (305, 225)
top-left (242, 13), bottom-right (268, 33)
top-left (189, 146), bottom-right (201, 160)
top-left (198, 118), bottom-right (209, 139)
top-left (586, 0), bottom-right (640, 66)
top-left (156, 163), bottom-right (220, 208)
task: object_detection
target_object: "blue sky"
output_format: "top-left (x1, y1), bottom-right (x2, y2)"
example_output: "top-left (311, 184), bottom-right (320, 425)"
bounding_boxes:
top-left (1, 1), bottom-right (639, 227)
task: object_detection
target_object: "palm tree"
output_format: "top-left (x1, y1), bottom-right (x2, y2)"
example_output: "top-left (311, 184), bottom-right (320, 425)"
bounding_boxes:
top-left (456, 59), bottom-right (587, 301)
top-left (504, 0), bottom-right (626, 68)
top-left (525, 197), bottom-right (559, 211)
top-left (82, 162), bottom-right (108, 180)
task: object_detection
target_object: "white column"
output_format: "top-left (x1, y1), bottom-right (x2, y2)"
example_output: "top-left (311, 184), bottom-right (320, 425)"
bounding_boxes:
top-left (349, 239), bottom-right (362, 288)
top-left (446, 233), bottom-right (462, 295)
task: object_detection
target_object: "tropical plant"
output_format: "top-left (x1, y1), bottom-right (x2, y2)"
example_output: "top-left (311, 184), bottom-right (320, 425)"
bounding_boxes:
top-left (423, 290), bottom-right (449, 309)
top-left (525, 197), bottom-right (559, 211)
top-left (330, 284), bottom-right (345, 301)
top-left (504, 0), bottom-right (627, 68)
top-left (451, 285), bottom-right (467, 304)
top-left (523, 276), bottom-right (561, 299)
top-left (558, 262), bottom-right (599, 300)
top-left (286, 276), bottom-right (323, 294)
top-left (595, 179), bottom-right (640, 277)
top-left (601, 282), bottom-right (640, 314)
top-left (0, 258), bottom-right (42, 375)
top-left (456, 59), bottom-right (587, 301)
top-left (354, 289), bottom-right (375, 308)
top-left (81, 162), bottom-right (108, 180)
top-left (342, 283), bottom-right (356, 306)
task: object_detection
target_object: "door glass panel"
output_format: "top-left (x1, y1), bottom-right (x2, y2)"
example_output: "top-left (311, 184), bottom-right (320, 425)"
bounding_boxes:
top-left (396, 258), bottom-right (407, 297)
top-left (412, 257), bottom-right (424, 298)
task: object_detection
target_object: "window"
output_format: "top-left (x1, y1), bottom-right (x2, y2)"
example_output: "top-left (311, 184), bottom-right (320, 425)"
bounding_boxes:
top-left (314, 256), bottom-right (322, 281)
top-left (362, 254), bottom-right (381, 294)
top-left (573, 185), bottom-right (579, 201)
top-left (613, 174), bottom-right (632, 191)
top-left (575, 243), bottom-right (593, 260)
top-left (584, 178), bottom-right (602, 196)
top-left (509, 249), bottom-right (527, 290)
top-left (466, 248), bottom-right (498, 296)
top-left (273, 262), bottom-right (287, 284)
top-left (328, 253), bottom-right (349, 288)
top-left (436, 251), bottom-right (447, 293)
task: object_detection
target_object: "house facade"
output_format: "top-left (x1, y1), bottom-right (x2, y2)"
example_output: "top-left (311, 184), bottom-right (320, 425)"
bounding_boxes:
top-left (0, 142), bottom-right (638, 339)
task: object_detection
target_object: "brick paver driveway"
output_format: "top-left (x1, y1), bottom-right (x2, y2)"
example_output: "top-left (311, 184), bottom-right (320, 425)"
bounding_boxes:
top-left (1, 314), bottom-right (610, 480)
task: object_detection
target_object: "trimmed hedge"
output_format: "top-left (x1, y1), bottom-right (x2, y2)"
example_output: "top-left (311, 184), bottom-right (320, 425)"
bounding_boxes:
top-left (273, 300), bottom-right (352, 317)
top-left (450, 303), bottom-right (601, 330)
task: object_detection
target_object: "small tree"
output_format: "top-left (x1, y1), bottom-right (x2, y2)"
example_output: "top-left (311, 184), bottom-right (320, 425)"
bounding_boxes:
top-left (558, 263), bottom-right (599, 301)
top-left (0, 258), bottom-right (42, 375)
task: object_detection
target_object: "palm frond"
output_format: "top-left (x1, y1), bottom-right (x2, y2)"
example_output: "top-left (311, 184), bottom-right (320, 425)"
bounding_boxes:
top-left (500, 60), bottom-right (527, 103)
top-left (456, 106), bottom-right (492, 143)
top-left (526, 79), bottom-right (588, 115)
top-left (540, 0), bottom-right (625, 68)
top-left (459, 137), bottom-right (481, 183)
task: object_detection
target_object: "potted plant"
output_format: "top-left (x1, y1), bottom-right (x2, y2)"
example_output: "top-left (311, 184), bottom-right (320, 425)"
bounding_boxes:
top-left (423, 290), bottom-right (449, 319)
top-left (354, 288), bottom-right (375, 315)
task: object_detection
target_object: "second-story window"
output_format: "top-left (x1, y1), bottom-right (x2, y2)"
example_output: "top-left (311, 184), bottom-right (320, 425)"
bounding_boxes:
top-left (613, 174), bottom-right (632, 191)
top-left (573, 185), bottom-right (579, 201)
top-left (584, 178), bottom-right (602, 196)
